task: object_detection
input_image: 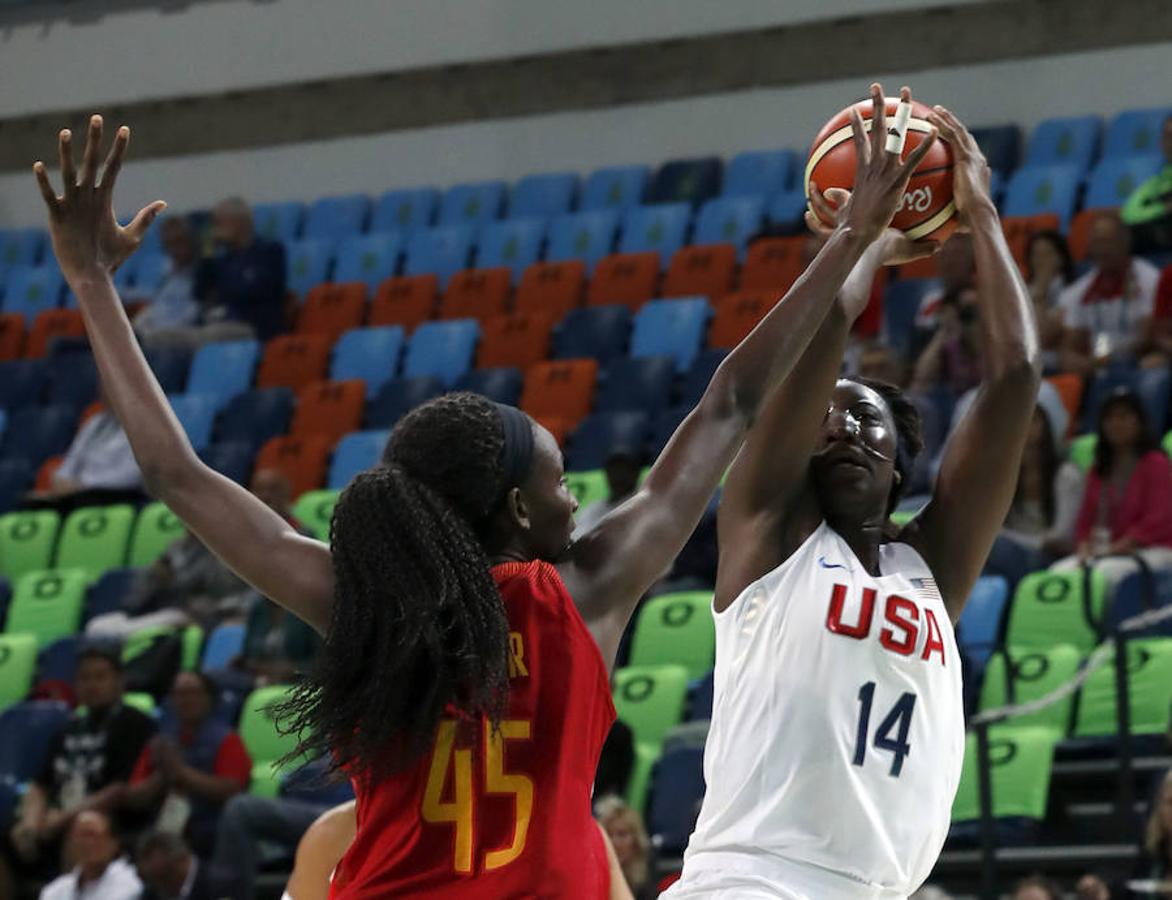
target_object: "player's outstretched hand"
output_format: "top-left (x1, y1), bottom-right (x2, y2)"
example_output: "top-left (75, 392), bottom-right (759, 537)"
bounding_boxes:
top-left (926, 105), bottom-right (993, 224)
top-left (33, 115), bottom-right (166, 282)
top-left (807, 186), bottom-right (938, 267)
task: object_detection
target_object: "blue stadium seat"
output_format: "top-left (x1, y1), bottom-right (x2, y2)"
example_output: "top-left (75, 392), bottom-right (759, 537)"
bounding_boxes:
top-left (1003, 164), bottom-right (1083, 228)
top-left (1105, 569), bottom-right (1172, 638)
top-left (0, 410), bottom-right (6, 448)
top-left (331, 326), bottom-right (404, 399)
top-left (971, 125), bottom-right (1022, 174)
top-left (723, 149), bottom-right (797, 199)
top-left (619, 204), bottom-right (691, 268)
top-left (127, 253), bottom-right (170, 295)
top-left (0, 461), bottom-right (33, 513)
top-left (2, 266), bottom-right (64, 319)
top-left (365, 376), bottom-right (446, 429)
top-left (37, 636), bottom-right (79, 684)
top-left (199, 442), bottom-right (255, 486)
top-left (286, 239), bottom-right (336, 297)
top-left (553, 305), bottom-right (631, 363)
top-left (439, 181), bottom-right (507, 229)
top-left (1025, 115), bottom-right (1101, 172)
top-left (768, 188), bottom-right (809, 229)
top-left (279, 758), bottom-right (356, 806)
top-left (144, 346), bottom-right (193, 396)
top-left (883, 279), bottom-right (941, 359)
top-left (1103, 107), bottom-right (1172, 159)
top-left (693, 196), bottom-right (766, 256)
top-left (1139, 367), bottom-right (1172, 433)
top-left (454, 368), bottom-right (523, 406)
top-left (631, 298), bottom-right (712, 373)
top-left (370, 188), bottom-right (439, 235)
top-left (403, 226), bottom-right (475, 288)
top-left (187, 340), bottom-right (261, 410)
top-left (302, 194), bottom-right (370, 240)
top-left (0, 360), bottom-right (48, 410)
top-left (84, 568), bottom-right (138, 624)
top-left (1084, 155), bottom-right (1165, 210)
top-left (252, 202), bottom-right (304, 244)
top-left (594, 356), bottom-right (675, 415)
top-left (0, 701), bottom-right (71, 781)
top-left (0, 405), bottom-right (76, 465)
top-left (508, 172), bottom-right (578, 219)
top-left (567, 411), bottom-right (651, 471)
top-left (646, 405), bottom-right (689, 459)
top-left (678, 348), bottom-right (727, 409)
top-left (647, 157), bottom-right (722, 208)
top-left (215, 387), bottom-right (295, 453)
top-left (1081, 367), bottom-right (1170, 434)
top-left (201, 623), bottom-right (246, 671)
top-left (690, 670), bottom-right (714, 721)
top-left (328, 430), bottom-right (391, 489)
top-left (956, 576), bottom-right (1010, 670)
top-left (546, 211), bottom-right (619, 272)
top-left (476, 218), bottom-right (546, 281)
top-left (647, 744), bottom-right (705, 853)
top-left (0, 228), bottom-right (45, 267)
top-left (168, 394), bottom-right (219, 452)
top-left (332, 232), bottom-right (404, 292)
top-left (402, 319), bottom-right (479, 387)
top-left (45, 352), bottom-right (98, 412)
top-left (581, 165), bottom-right (649, 214)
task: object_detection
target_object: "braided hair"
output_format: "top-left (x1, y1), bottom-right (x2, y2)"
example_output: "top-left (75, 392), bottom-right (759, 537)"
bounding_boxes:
top-left (276, 393), bottom-right (514, 783)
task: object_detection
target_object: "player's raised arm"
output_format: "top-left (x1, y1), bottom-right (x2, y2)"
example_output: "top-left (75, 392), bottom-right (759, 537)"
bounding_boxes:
top-left (32, 117), bottom-right (334, 634)
top-left (903, 106), bottom-right (1041, 617)
top-left (561, 84), bottom-right (937, 666)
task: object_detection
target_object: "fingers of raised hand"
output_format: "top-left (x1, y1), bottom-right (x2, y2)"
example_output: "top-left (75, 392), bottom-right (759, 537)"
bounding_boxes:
top-left (79, 115), bottom-right (103, 188)
top-left (126, 200), bottom-right (168, 241)
top-left (32, 162), bottom-right (60, 214)
top-left (804, 209), bottom-right (833, 236)
top-left (869, 83), bottom-right (886, 158)
top-left (99, 126), bottom-right (130, 194)
top-left (58, 129), bottom-right (77, 196)
top-left (849, 107), bottom-right (870, 169)
top-left (808, 182), bottom-right (842, 225)
top-left (823, 187), bottom-right (852, 209)
top-left (902, 128), bottom-right (938, 173)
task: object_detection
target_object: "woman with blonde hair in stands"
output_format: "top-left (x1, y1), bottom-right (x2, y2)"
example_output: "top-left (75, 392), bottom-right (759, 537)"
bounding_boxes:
top-left (595, 795), bottom-right (654, 900)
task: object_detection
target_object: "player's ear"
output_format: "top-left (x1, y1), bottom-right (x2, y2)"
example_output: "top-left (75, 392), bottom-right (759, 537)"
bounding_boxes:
top-left (505, 486), bottom-right (532, 532)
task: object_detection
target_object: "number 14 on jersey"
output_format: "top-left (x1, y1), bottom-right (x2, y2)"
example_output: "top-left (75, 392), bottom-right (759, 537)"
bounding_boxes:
top-left (852, 681), bottom-right (916, 777)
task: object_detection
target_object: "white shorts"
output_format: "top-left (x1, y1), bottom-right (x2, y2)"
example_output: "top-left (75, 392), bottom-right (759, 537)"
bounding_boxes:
top-left (662, 852), bottom-right (909, 900)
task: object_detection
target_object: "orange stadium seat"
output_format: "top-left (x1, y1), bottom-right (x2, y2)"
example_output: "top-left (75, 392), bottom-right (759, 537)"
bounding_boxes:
top-left (520, 359), bottom-right (598, 426)
top-left (1067, 208), bottom-right (1110, 262)
top-left (36, 456), bottom-right (63, 492)
top-left (297, 283), bottom-right (367, 341)
top-left (477, 313), bottom-right (555, 370)
top-left (256, 334), bottom-right (333, 392)
top-left (709, 291), bottom-right (775, 349)
top-left (0, 314), bottom-right (26, 361)
top-left (1046, 373), bottom-right (1084, 436)
top-left (515, 261), bottom-right (585, 319)
top-left (587, 252), bottom-right (660, 310)
top-left (662, 244), bottom-right (737, 299)
top-left (26, 309), bottom-right (86, 359)
top-left (738, 237), bottom-right (806, 292)
top-left (369, 275), bottom-right (438, 331)
top-left (254, 435), bottom-right (332, 498)
top-left (440, 268), bottom-right (511, 321)
top-left (291, 379), bottom-right (367, 443)
top-left (1001, 213), bottom-right (1060, 271)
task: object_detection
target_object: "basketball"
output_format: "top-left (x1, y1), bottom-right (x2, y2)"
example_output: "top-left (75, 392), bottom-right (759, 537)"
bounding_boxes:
top-left (805, 96), bottom-right (958, 242)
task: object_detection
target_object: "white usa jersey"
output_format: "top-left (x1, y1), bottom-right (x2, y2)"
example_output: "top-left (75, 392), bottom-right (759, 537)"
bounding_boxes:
top-left (667, 522), bottom-right (965, 900)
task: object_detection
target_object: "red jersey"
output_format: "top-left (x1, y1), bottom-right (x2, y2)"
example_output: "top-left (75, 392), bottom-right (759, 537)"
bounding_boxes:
top-left (330, 560), bottom-right (617, 899)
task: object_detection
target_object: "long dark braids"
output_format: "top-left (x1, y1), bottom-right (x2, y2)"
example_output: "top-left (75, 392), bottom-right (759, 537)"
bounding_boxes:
top-left (276, 393), bottom-right (516, 784)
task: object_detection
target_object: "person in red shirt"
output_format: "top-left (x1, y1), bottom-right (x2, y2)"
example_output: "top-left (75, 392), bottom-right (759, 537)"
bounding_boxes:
top-left (1139, 263), bottom-right (1172, 366)
top-left (33, 90), bottom-right (937, 897)
top-left (122, 671), bottom-right (252, 856)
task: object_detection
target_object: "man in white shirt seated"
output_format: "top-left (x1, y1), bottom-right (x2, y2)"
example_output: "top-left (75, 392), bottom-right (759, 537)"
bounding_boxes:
top-left (39, 811), bottom-right (141, 900)
top-left (132, 217), bottom-right (200, 343)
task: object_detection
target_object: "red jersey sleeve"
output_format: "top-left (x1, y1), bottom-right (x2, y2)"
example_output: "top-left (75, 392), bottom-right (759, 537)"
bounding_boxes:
top-left (129, 745), bottom-right (154, 785)
top-left (213, 732), bottom-right (254, 787)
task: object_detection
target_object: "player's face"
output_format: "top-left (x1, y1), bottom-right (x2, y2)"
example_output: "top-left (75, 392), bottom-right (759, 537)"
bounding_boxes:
top-left (516, 424), bottom-right (578, 562)
top-left (810, 381), bottom-right (899, 521)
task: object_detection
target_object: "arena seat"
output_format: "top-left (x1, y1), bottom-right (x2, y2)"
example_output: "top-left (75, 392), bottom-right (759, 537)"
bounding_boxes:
top-left (253, 436), bottom-right (332, 498)
top-left (1083, 155), bottom-right (1164, 210)
top-left (508, 172), bottom-right (578, 219)
top-left (187, 340), bottom-right (261, 410)
top-left (439, 181), bottom-right (507, 229)
top-left (647, 157), bottom-right (721, 208)
top-left (297, 283), bottom-right (367, 342)
top-left (201, 623), bottom-right (246, 671)
top-left (546, 210), bottom-right (620, 273)
top-left (1103, 106), bottom-right (1172, 158)
top-left (26, 309), bottom-right (85, 359)
top-left (327, 430), bottom-right (390, 489)
top-left (369, 274), bottom-right (438, 330)
top-left (370, 187), bottom-right (438, 235)
top-left (514, 260), bottom-right (585, 318)
top-left (37, 636), bottom-right (79, 685)
top-left (1006, 569), bottom-right (1106, 652)
top-left (0, 461), bottom-right (32, 514)
top-left (82, 567), bottom-right (134, 624)
top-left (239, 684), bottom-right (303, 789)
top-left (1081, 367), bottom-right (1169, 434)
top-left (738, 236), bottom-right (806, 292)
top-left (252, 202), bottom-right (303, 244)
top-left (1, 266), bottom-right (63, 320)
top-left (129, 502), bottom-right (185, 568)
top-left (978, 645), bottom-right (1082, 734)
top-left (55, 505), bottom-right (135, 582)
top-left (215, 387), bottom-right (296, 454)
top-left (631, 298), bottom-right (712, 373)
top-left (476, 218), bottom-right (545, 281)
top-left (883, 279), bottom-right (940, 359)
top-left (331, 232), bottom-right (403, 293)
top-left (707, 291), bottom-right (773, 350)
top-left (951, 727), bottom-right (1056, 826)
top-left (581, 165), bottom-right (650, 214)
top-left (956, 576), bottom-right (1010, 669)
top-left (693, 196), bottom-right (766, 256)
top-left (291, 489), bottom-right (339, 543)
top-left (364, 376), bottom-right (446, 429)
top-left (1045, 373), bottom-right (1084, 433)
top-left (0, 359), bottom-right (48, 409)
top-left (292, 380), bottom-right (366, 443)
top-left (302, 194), bottom-right (370, 240)
top-left (1024, 115), bottom-right (1101, 172)
top-left (285, 239), bottom-right (335, 298)
top-left (553, 306), bottom-right (631, 363)
top-left (722, 149), bottom-right (797, 199)
top-left (1002, 164), bottom-right (1082, 229)
top-left (439, 268), bottom-right (511, 321)
top-left (0, 510), bottom-right (60, 580)
top-left (7, 568), bottom-right (87, 647)
top-left (587, 252), bottom-right (660, 311)
top-left (564, 470), bottom-right (607, 508)
top-left (566, 411), bottom-right (650, 471)
top-left (677, 348), bottom-right (727, 408)
top-left (168, 394), bottom-right (219, 452)
top-left (520, 359), bottom-right (598, 425)
top-left (0, 228), bottom-right (45, 267)
top-left (256, 334), bottom-right (333, 391)
top-left (144, 346), bottom-right (192, 396)
top-left (1069, 434), bottom-right (1097, 473)
top-left (662, 244), bottom-right (737, 300)
top-left (454, 368), bottom-right (524, 407)
top-left (476, 313), bottom-right (554, 370)
top-left (613, 664), bottom-right (690, 751)
top-left (0, 314), bottom-right (26, 362)
top-left (971, 125), bottom-right (1022, 174)
top-left (0, 405), bottom-right (77, 467)
top-left (122, 252), bottom-right (169, 295)
top-left (1104, 570), bottom-right (1172, 638)
top-left (630, 591), bottom-right (715, 680)
top-left (402, 319), bottom-right (479, 387)
top-left (0, 634), bottom-right (37, 711)
top-left (1001, 214), bottom-right (1061, 270)
top-left (618, 204), bottom-right (691, 268)
top-left (330, 326), bottom-right (405, 399)
top-left (403, 225), bottom-right (475, 289)
top-left (1074, 638), bottom-right (1172, 737)
top-left (647, 744), bottom-right (706, 854)
top-left (594, 356), bottom-right (675, 416)
top-left (0, 701), bottom-right (71, 782)
top-left (767, 188), bottom-right (809, 230)
top-left (646, 406), bottom-right (690, 459)
top-left (45, 352), bottom-right (98, 411)
top-left (200, 442), bottom-right (256, 486)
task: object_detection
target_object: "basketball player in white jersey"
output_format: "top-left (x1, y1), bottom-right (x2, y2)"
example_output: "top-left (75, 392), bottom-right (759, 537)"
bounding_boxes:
top-left (664, 95), bottom-right (1040, 898)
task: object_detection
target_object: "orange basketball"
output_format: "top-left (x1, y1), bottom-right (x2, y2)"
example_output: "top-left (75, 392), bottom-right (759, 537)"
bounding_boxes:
top-left (805, 97), bottom-right (957, 243)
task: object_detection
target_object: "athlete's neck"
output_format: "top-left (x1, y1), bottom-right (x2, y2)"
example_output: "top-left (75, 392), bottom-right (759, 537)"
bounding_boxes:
top-left (829, 517), bottom-right (887, 577)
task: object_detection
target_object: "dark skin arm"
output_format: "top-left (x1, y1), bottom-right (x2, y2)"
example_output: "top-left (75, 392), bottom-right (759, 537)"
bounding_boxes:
top-left (33, 117), bottom-right (334, 636)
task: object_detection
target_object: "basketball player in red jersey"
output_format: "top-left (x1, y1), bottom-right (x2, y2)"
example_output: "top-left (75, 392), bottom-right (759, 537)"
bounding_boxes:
top-left (31, 89), bottom-right (934, 897)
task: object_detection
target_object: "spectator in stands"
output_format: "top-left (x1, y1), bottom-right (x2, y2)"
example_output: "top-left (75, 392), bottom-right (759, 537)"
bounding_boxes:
top-left (573, 450), bottom-right (643, 538)
top-left (983, 403), bottom-right (1083, 587)
top-left (233, 592), bottom-right (321, 687)
top-left (910, 288), bottom-right (983, 398)
top-left (594, 795), bottom-right (655, 900)
top-left (194, 197), bottom-right (287, 341)
top-left (1140, 769), bottom-right (1172, 888)
top-left (1074, 873), bottom-right (1115, 899)
top-left (913, 233), bottom-right (975, 333)
top-left (1012, 874), bottom-right (1064, 900)
top-left (1139, 264), bottom-right (1172, 368)
top-left (1025, 230), bottom-right (1075, 373)
top-left (122, 672), bottom-right (252, 857)
top-left (1059, 212), bottom-right (1161, 375)
top-left (1051, 387), bottom-right (1172, 586)
top-left (38, 810), bottom-right (141, 900)
top-left (131, 216), bottom-right (200, 343)
top-left (136, 830), bottom-right (243, 900)
top-left (1122, 113), bottom-right (1172, 254)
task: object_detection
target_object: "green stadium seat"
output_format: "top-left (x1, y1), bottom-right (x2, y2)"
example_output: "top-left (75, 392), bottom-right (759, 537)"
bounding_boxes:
top-left (1006, 569), bottom-right (1106, 652)
top-left (292, 489), bottom-right (339, 543)
top-left (1164, 431), bottom-right (1172, 457)
top-left (122, 624), bottom-right (204, 672)
top-left (54, 505), bottom-right (135, 582)
top-left (249, 758), bottom-right (286, 798)
top-left (1074, 638), bottom-right (1172, 737)
top-left (1070, 434), bottom-right (1097, 472)
top-left (7, 568), bottom-right (86, 648)
top-left (181, 626), bottom-right (203, 672)
top-left (239, 684), bottom-right (302, 770)
top-left (0, 510), bottom-right (61, 580)
top-left (123, 692), bottom-right (158, 716)
top-left (565, 470), bottom-right (608, 511)
top-left (613, 664), bottom-right (689, 752)
top-left (952, 726), bottom-right (1056, 822)
top-left (0, 633), bottom-right (38, 710)
top-left (129, 503), bottom-right (186, 568)
top-left (978, 645), bottom-right (1082, 735)
top-left (629, 592), bottom-right (715, 680)
top-left (626, 741), bottom-right (659, 817)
